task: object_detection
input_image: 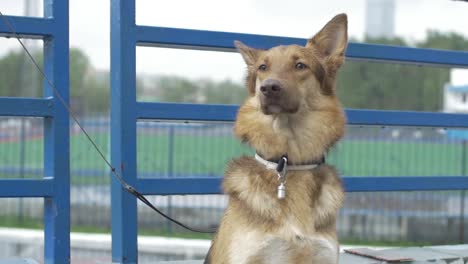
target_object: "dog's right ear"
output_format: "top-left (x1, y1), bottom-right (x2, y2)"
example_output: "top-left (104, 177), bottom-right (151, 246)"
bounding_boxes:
top-left (234, 41), bottom-right (261, 66)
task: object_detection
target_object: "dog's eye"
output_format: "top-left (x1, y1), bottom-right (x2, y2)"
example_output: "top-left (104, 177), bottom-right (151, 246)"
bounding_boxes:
top-left (258, 64), bottom-right (268, 71)
top-left (295, 62), bottom-right (307, 70)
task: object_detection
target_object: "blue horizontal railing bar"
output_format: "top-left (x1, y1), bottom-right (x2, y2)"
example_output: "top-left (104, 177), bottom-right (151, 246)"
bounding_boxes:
top-left (0, 97), bottom-right (53, 117)
top-left (0, 15), bottom-right (55, 39)
top-left (136, 178), bottom-right (223, 195)
top-left (135, 176), bottom-right (468, 195)
top-left (0, 178), bottom-right (54, 197)
top-left (0, 167), bottom-right (42, 176)
top-left (340, 208), bottom-right (468, 218)
top-left (136, 102), bottom-right (237, 121)
top-left (346, 109), bottom-right (468, 127)
top-left (343, 176), bottom-right (468, 192)
top-left (134, 26), bottom-right (468, 68)
top-left (347, 43), bottom-right (468, 67)
top-left (135, 26), bottom-right (303, 52)
top-left (137, 102), bottom-right (468, 128)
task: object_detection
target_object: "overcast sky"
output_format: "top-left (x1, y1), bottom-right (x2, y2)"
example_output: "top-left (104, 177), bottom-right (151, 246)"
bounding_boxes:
top-left (1, 0), bottom-right (468, 82)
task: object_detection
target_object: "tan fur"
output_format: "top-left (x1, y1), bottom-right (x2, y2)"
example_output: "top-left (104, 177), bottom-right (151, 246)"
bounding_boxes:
top-left (205, 14), bottom-right (348, 264)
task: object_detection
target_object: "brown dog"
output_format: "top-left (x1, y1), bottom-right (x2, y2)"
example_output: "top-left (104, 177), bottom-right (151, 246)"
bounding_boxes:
top-left (205, 14), bottom-right (348, 264)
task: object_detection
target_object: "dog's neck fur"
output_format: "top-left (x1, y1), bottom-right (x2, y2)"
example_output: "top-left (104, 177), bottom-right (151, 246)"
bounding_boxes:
top-left (235, 97), bottom-right (345, 165)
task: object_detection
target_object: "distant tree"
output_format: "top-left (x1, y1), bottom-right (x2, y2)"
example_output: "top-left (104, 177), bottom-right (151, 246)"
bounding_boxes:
top-left (69, 48), bottom-right (92, 98)
top-left (200, 79), bottom-right (247, 105)
top-left (0, 47), bottom-right (108, 114)
top-left (83, 73), bottom-right (110, 114)
top-left (157, 75), bottom-right (200, 103)
top-left (336, 32), bottom-right (467, 111)
top-left (419, 30), bottom-right (468, 51)
top-left (154, 76), bottom-right (247, 104)
top-left (0, 50), bottom-right (41, 97)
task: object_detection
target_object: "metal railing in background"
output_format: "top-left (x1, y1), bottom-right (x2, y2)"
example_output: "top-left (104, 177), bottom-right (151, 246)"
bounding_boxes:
top-left (111, 0), bottom-right (468, 263)
top-left (0, 1), bottom-right (70, 263)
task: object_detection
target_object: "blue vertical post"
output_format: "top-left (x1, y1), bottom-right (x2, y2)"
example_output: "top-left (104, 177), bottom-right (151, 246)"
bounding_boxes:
top-left (111, 0), bottom-right (138, 262)
top-left (43, 0), bottom-right (70, 263)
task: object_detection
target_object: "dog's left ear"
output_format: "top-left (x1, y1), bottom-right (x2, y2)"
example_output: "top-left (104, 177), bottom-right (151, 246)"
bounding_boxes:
top-left (306, 14), bottom-right (348, 69)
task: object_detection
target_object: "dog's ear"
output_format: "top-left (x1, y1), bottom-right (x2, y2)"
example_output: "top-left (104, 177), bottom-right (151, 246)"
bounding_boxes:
top-left (306, 14), bottom-right (348, 66)
top-left (234, 41), bottom-right (261, 66)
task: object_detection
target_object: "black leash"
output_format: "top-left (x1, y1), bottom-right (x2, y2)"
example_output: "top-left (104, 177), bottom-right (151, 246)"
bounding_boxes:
top-left (0, 10), bottom-right (215, 234)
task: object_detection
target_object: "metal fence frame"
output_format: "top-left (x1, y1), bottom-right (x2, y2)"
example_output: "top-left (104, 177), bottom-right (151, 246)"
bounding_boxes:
top-left (0, 1), bottom-right (70, 263)
top-left (111, 0), bottom-right (468, 262)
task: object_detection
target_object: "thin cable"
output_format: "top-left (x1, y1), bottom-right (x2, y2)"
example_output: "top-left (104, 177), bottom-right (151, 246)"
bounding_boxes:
top-left (0, 10), bottom-right (215, 234)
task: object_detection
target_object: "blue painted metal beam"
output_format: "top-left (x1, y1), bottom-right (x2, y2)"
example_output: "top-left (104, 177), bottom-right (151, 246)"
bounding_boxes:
top-left (135, 25), bottom-right (299, 52)
top-left (135, 26), bottom-right (468, 68)
top-left (42, 1), bottom-right (70, 263)
top-left (0, 97), bottom-right (53, 117)
top-left (347, 43), bottom-right (468, 68)
top-left (111, 0), bottom-right (138, 262)
top-left (136, 178), bottom-right (223, 195)
top-left (136, 102), bottom-right (468, 128)
top-left (134, 176), bottom-right (468, 195)
top-left (346, 109), bottom-right (468, 128)
top-left (0, 15), bottom-right (55, 39)
top-left (136, 102), bottom-right (238, 122)
top-left (0, 179), bottom-right (54, 197)
top-left (343, 176), bottom-right (468, 192)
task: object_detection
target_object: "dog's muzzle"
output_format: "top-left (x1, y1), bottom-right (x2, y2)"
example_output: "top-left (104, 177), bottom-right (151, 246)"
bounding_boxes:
top-left (259, 79), bottom-right (286, 115)
top-left (260, 79), bottom-right (283, 97)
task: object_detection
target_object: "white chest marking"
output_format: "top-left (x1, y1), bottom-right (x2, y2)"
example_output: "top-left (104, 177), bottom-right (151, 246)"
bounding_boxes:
top-left (229, 230), bottom-right (263, 264)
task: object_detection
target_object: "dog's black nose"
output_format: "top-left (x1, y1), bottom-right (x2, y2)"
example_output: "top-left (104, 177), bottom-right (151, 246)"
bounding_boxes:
top-left (260, 79), bottom-right (282, 96)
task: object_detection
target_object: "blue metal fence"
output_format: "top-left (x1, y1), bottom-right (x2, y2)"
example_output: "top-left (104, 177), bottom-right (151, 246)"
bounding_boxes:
top-left (111, 0), bottom-right (468, 262)
top-left (1, 0), bottom-right (468, 263)
top-left (0, 1), bottom-right (70, 263)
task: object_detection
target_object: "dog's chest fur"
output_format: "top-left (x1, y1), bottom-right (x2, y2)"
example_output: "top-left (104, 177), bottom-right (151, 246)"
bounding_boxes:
top-left (213, 157), bottom-right (343, 263)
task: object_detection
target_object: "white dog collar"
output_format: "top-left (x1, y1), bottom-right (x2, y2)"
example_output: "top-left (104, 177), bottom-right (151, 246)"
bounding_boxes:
top-left (254, 153), bottom-right (320, 171)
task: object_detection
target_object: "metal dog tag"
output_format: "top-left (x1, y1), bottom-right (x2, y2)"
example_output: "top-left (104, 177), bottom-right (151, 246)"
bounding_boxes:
top-left (277, 182), bottom-right (286, 199)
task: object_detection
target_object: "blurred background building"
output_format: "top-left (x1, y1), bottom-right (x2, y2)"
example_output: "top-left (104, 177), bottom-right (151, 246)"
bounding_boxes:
top-left (365, 0), bottom-right (396, 39)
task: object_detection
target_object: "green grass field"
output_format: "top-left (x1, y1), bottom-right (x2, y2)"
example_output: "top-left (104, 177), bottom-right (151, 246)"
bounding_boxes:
top-left (1, 132), bottom-right (467, 181)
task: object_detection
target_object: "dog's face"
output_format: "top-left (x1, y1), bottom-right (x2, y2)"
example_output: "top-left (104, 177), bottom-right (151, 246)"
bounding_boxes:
top-left (235, 14), bottom-right (348, 116)
top-left (245, 45), bottom-right (324, 115)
